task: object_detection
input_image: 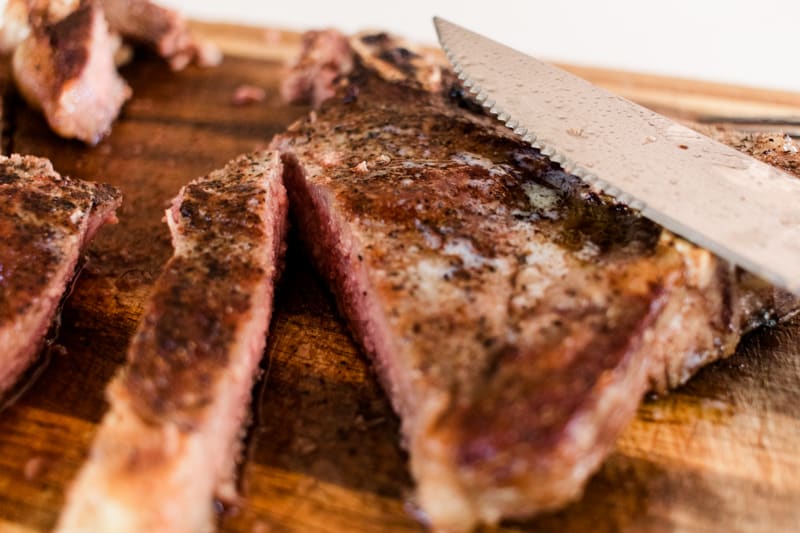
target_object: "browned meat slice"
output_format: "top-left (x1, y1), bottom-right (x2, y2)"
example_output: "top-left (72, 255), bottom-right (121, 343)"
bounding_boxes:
top-left (281, 30), bottom-right (445, 109)
top-left (280, 29), bottom-right (354, 108)
top-left (56, 151), bottom-right (287, 533)
top-left (0, 154), bottom-right (121, 396)
top-left (272, 41), bottom-right (798, 531)
top-left (101, 0), bottom-right (221, 70)
top-left (11, 0), bottom-right (131, 144)
top-left (349, 31), bottom-right (445, 93)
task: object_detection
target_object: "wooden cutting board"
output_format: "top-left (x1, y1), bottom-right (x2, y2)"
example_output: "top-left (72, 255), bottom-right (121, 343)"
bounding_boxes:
top-left (2, 21), bottom-right (800, 533)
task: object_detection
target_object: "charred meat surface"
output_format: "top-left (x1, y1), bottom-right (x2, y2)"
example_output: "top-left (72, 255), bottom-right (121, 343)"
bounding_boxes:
top-left (281, 30), bottom-right (445, 109)
top-left (272, 35), bottom-right (798, 532)
top-left (11, 0), bottom-right (131, 144)
top-left (349, 31), bottom-right (444, 93)
top-left (56, 152), bottom-right (288, 533)
top-left (0, 154), bottom-right (120, 396)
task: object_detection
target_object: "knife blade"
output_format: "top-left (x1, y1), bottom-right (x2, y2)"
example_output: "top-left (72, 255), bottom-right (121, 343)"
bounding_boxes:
top-left (434, 16), bottom-right (800, 295)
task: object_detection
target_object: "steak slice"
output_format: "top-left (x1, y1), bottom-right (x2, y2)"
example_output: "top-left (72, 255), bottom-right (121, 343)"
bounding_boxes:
top-left (101, 0), bottom-right (221, 70)
top-left (56, 152), bottom-right (288, 533)
top-left (0, 154), bottom-right (121, 396)
top-left (272, 48), bottom-right (798, 530)
top-left (280, 29), bottom-right (354, 108)
top-left (11, 0), bottom-right (131, 144)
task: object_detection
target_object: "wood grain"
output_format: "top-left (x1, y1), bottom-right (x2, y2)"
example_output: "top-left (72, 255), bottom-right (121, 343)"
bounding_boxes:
top-left (554, 63), bottom-right (800, 123)
top-left (1, 22), bottom-right (800, 533)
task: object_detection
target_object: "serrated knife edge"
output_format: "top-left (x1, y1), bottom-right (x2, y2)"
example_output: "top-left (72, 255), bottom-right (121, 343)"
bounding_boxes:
top-left (439, 31), bottom-right (645, 208)
top-left (434, 16), bottom-right (800, 295)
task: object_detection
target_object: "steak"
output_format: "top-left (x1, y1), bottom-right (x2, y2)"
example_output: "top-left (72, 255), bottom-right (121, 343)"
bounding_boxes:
top-left (0, 154), bottom-right (120, 396)
top-left (56, 151), bottom-right (288, 533)
top-left (280, 29), bottom-right (354, 108)
top-left (273, 35), bottom-right (799, 531)
top-left (281, 29), bottom-right (443, 109)
top-left (101, 0), bottom-right (221, 70)
top-left (11, 0), bottom-right (131, 144)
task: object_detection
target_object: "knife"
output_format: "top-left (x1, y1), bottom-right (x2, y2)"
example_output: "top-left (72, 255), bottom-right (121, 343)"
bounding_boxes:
top-left (434, 17), bottom-right (800, 295)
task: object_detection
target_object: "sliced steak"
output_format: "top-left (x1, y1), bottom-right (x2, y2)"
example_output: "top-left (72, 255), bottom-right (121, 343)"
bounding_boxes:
top-left (272, 41), bottom-right (798, 531)
top-left (102, 0), bottom-right (220, 70)
top-left (56, 151), bottom-right (288, 533)
top-left (281, 30), bottom-right (444, 109)
top-left (11, 0), bottom-right (131, 144)
top-left (281, 29), bottom-right (354, 108)
top-left (0, 154), bottom-right (121, 396)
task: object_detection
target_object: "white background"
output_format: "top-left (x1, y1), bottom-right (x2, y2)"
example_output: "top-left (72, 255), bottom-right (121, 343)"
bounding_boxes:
top-left (161, 0), bottom-right (800, 93)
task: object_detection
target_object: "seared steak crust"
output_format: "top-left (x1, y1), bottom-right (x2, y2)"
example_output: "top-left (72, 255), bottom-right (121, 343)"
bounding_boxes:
top-left (0, 154), bottom-right (120, 394)
top-left (56, 152), bottom-right (288, 533)
top-left (273, 45), bottom-right (798, 531)
top-left (124, 153), bottom-right (285, 428)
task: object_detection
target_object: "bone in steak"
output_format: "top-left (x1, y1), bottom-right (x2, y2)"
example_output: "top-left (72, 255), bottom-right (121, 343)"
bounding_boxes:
top-left (11, 0), bottom-right (131, 144)
top-left (272, 34), bottom-right (799, 531)
top-left (55, 151), bottom-right (287, 533)
top-left (0, 154), bottom-right (121, 396)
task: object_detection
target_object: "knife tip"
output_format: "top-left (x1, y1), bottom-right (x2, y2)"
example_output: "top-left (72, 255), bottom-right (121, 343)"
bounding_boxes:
top-left (432, 16), bottom-right (444, 39)
top-left (433, 16), bottom-right (456, 41)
